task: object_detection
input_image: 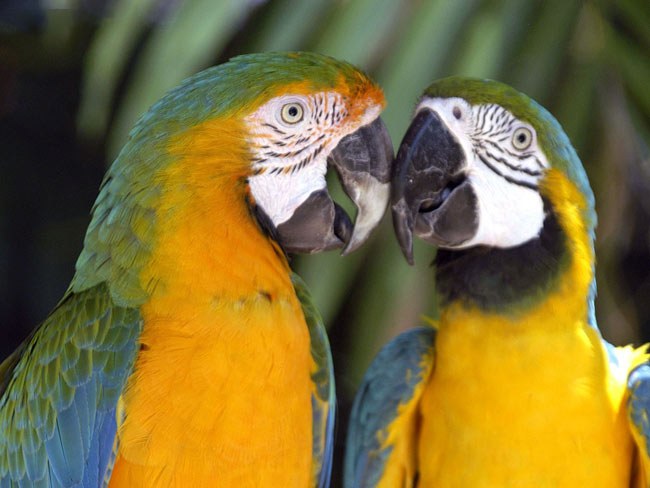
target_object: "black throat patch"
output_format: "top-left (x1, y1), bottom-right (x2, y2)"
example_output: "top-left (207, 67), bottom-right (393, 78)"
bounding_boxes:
top-left (434, 200), bottom-right (568, 313)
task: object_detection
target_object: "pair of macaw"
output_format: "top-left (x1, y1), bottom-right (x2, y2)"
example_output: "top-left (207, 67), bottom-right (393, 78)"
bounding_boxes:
top-left (0, 51), bottom-right (648, 487)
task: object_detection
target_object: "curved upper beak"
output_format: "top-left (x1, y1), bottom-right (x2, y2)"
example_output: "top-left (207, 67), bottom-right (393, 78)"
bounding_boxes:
top-left (391, 109), bottom-right (477, 264)
top-left (329, 116), bottom-right (393, 254)
top-left (275, 116), bottom-right (393, 255)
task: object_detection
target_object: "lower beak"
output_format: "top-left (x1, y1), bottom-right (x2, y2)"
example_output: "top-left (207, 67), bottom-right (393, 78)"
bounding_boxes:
top-left (276, 116), bottom-right (393, 255)
top-left (391, 109), bottom-right (477, 264)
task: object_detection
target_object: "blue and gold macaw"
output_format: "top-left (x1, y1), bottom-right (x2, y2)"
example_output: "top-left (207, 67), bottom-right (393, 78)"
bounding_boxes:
top-left (0, 52), bottom-right (393, 487)
top-left (345, 77), bottom-right (650, 487)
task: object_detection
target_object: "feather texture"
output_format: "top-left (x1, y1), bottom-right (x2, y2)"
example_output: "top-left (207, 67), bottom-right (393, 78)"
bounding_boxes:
top-left (0, 284), bottom-right (142, 486)
top-left (345, 327), bottom-right (435, 488)
top-left (292, 273), bottom-right (336, 488)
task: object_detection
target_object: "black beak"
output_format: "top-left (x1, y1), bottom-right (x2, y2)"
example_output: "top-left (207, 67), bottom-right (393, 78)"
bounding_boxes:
top-left (391, 109), bottom-right (478, 264)
top-left (276, 117), bottom-right (393, 254)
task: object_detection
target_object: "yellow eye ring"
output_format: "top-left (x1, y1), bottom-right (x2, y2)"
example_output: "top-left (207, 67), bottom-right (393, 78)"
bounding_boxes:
top-left (280, 103), bottom-right (304, 124)
top-left (512, 127), bottom-right (533, 150)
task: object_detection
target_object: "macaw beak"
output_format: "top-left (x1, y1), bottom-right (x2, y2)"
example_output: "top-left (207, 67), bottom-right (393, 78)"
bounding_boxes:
top-left (276, 117), bottom-right (393, 255)
top-left (391, 109), bottom-right (478, 264)
top-left (329, 117), bottom-right (393, 254)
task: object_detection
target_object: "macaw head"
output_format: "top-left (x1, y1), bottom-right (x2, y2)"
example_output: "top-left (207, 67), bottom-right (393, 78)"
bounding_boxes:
top-left (391, 77), bottom-right (595, 265)
top-left (234, 53), bottom-right (392, 255)
top-left (163, 51), bottom-right (392, 255)
top-left (74, 52), bottom-right (393, 303)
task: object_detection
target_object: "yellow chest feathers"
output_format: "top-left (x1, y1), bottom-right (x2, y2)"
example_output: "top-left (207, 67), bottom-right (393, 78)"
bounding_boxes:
top-left (413, 169), bottom-right (639, 486)
top-left (418, 309), bottom-right (636, 487)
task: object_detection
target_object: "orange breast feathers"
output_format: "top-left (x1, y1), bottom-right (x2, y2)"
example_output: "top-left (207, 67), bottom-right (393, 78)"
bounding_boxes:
top-left (109, 298), bottom-right (315, 487)
top-left (108, 116), bottom-right (316, 487)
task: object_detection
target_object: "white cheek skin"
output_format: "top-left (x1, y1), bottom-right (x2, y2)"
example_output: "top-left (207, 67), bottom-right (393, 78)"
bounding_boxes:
top-left (461, 166), bottom-right (545, 248)
top-left (245, 90), bottom-right (386, 230)
top-left (248, 161), bottom-right (328, 225)
top-left (418, 97), bottom-right (549, 249)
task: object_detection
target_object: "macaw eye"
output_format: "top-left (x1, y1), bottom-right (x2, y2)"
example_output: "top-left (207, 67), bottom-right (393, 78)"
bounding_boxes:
top-left (512, 127), bottom-right (533, 150)
top-left (280, 102), bottom-right (305, 125)
top-left (452, 106), bottom-right (462, 120)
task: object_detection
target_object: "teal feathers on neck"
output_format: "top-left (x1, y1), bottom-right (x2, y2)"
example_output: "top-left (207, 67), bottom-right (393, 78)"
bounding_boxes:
top-left (71, 51), bottom-right (370, 307)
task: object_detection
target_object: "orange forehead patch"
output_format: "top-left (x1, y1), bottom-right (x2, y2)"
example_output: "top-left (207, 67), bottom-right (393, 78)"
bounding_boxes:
top-left (251, 74), bottom-right (385, 125)
top-left (338, 73), bottom-right (386, 122)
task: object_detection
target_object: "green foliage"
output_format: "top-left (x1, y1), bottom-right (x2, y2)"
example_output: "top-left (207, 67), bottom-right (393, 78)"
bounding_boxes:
top-left (71, 0), bottom-right (650, 393)
top-left (3, 5), bottom-right (649, 483)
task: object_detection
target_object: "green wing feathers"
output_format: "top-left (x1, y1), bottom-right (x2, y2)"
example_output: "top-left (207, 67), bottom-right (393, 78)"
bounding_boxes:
top-left (0, 284), bottom-right (142, 487)
top-left (291, 273), bottom-right (335, 488)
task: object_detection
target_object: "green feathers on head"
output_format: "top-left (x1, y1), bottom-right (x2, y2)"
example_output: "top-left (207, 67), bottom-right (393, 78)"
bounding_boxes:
top-left (73, 52), bottom-right (372, 307)
top-left (131, 51), bottom-right (372, 139)
top-left (423, 76), bottom-right (596, 230)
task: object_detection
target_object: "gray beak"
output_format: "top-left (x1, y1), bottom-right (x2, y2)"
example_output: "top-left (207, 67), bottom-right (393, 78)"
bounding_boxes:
top-left (276, 116), bottom-right (393, 255)
top-left (329, 117), bottom-right (393, 254)
top-left (391, 109), bottom-right (478, 264)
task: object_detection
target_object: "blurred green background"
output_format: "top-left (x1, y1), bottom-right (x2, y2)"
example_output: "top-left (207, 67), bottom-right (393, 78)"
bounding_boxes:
top-left (1, 0), bottom-right (649, 484)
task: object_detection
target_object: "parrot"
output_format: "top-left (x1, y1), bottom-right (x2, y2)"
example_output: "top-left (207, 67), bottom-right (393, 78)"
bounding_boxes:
top-left (344, 77), bottom-right (650, 487)
top-left (0, 51), bottom-right (394, 487)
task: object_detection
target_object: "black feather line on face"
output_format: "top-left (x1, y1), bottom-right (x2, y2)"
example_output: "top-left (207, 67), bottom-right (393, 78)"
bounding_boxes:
top-left (262, 122), bottom-right (286, 135)
top-left (477, 106), bottom-right (488, 132)
top-left (264, 142), bottom-right (312, 159)
top-left (476, 153), bottom-right (538, 190)
top-left (482, 149), bottom-right (542, 177)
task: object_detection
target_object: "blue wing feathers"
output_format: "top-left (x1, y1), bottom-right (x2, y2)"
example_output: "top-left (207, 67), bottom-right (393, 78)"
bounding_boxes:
top-left (76, 382), bottom-right (92, 455)
top-left (45, 419), bottom-right (75, 485)
top-left (628, 363), bottom-right (650, 455)
top-left (0, 283), bottom-right (142, 486)
top-left (345, 326), bottom-right (435, 488)
top-left (319, 381), bottom-right (336, 488)
top-left (22, 440), bottom-right (45, 481)
top-left (81, 407), bottom-right (118, 488)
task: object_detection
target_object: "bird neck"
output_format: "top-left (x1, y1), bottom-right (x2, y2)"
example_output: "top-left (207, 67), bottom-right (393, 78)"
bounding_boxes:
top-left (73, 115), bottom-right (294, 307)
top-left (140, 117), bottom-right (294, 305)
top-left (142, 175), bottom-right (293, 305)
top-left (434, 168), bottom-right (595, 323)
top-left (107, 125), bottom-right (315, 486)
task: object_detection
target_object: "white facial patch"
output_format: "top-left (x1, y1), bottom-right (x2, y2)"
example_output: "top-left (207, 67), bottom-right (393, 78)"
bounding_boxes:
top-left (417, 97), bottom-right (550, 249)
top-left (248, 163), bottom-right (328, 225)
top-left (245, 92), bottom-right (380, 226)
top-left (244, 92), bottom-right (346, 225)
top-left (463, 165), bottom-right (545, 248)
